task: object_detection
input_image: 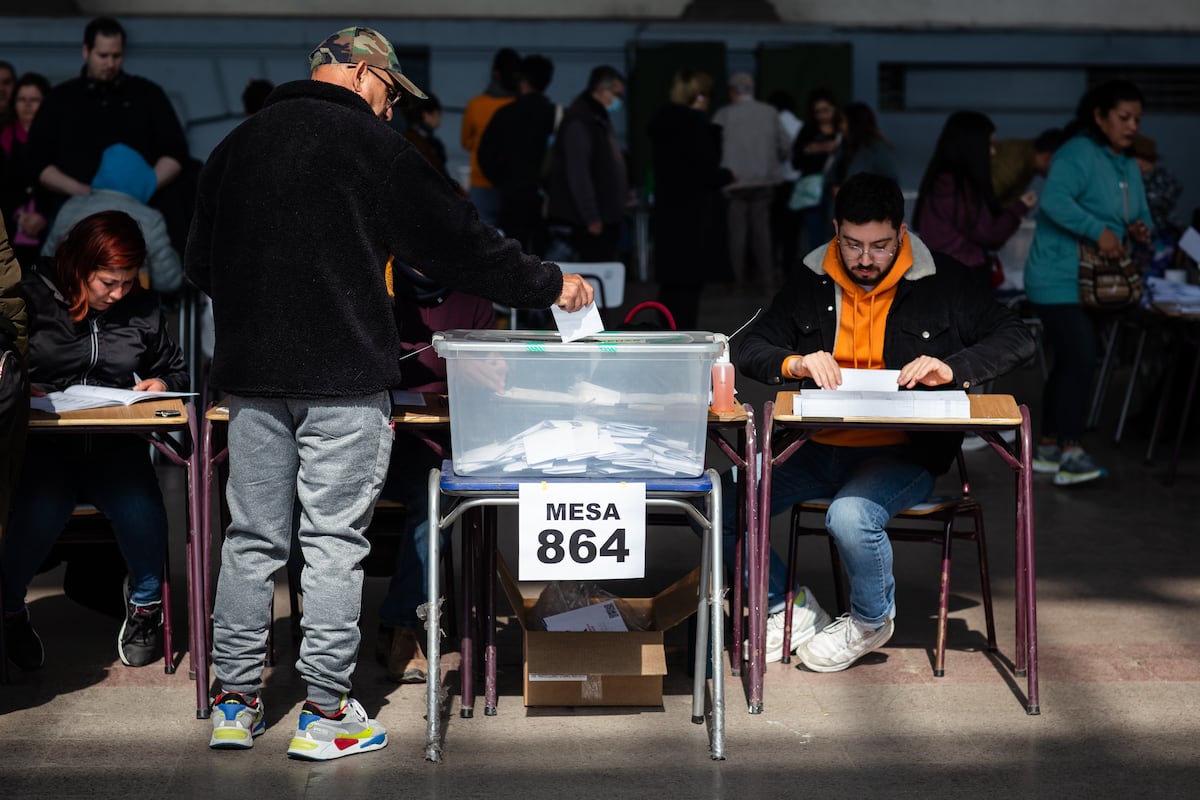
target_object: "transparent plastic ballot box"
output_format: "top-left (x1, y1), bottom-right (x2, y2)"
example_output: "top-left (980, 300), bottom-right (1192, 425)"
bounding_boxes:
top-left (432, 330), bottom-right (725, 478)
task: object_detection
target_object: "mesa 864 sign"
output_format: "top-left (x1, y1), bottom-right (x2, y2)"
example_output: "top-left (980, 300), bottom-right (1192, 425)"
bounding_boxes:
top-left (517, 482), bottom-right (646, 580)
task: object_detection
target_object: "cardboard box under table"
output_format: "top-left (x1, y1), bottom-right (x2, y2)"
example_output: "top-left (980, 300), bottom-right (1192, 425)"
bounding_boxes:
top-left (496, 555), bottom-right (701, 707)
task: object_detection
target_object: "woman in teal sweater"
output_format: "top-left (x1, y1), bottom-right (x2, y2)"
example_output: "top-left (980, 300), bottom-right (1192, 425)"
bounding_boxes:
top-left (1024, 80), bottom-right (1151, 486)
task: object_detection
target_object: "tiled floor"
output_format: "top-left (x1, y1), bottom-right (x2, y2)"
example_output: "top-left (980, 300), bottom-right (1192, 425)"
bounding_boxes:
top-left (2, 280), bottom-right (1199, 798)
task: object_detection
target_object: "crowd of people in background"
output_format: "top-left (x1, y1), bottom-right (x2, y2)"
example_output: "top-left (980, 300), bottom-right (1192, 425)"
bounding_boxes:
top-left (0, 15), bottom-right (1195, 758)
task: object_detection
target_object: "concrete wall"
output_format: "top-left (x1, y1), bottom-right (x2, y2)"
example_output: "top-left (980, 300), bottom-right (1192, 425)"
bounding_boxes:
top-left (3, 15), bottom-right (1198, 220)
top-left (26, 1), bottom-right (1200, 31)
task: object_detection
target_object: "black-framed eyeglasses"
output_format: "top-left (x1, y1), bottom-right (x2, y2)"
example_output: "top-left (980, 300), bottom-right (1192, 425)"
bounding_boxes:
top-left (838, 236), bottom-right (899, 264)
top-left (350, 63), bottom-right (402, 111)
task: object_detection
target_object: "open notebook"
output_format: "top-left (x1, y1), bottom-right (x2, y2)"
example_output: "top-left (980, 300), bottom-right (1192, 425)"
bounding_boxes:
top-left (31, 385), bottom-right (196, 414)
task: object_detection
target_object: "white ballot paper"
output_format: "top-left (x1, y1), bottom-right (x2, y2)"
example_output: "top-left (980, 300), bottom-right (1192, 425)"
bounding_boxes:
top-left (837, 368), bottom-right (901, 392)
top-left (794, 389), bottom-right (971, 419)
top-left (551, 302), bottom-right (604, 342)
top-left (1178, 226), bottom-right (1200, 264)
top-left (542, 600), bottom-right (629, 632)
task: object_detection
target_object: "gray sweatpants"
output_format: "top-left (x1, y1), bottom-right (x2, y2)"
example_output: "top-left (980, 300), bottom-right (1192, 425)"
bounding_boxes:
top-left (726, 185), bottom-right (775, 285)
top-left (211, 393), bottom-right (393, 709)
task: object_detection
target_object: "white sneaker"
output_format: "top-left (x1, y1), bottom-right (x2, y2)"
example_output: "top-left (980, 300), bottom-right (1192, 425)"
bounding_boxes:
top-left (750, 586), bottom-right (832, 663)
top-left (797, 614), bottom-right (894, 673)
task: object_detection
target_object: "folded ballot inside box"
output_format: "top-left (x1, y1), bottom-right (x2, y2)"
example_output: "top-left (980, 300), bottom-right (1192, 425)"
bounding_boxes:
top-left (433, 330), bottom-right (723, 478)
top-left (794, 389), bottom-right (971, 419)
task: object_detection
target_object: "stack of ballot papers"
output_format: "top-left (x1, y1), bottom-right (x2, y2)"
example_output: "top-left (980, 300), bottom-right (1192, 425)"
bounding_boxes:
top-left (455, 419), bottom-right (703, 476)
top-left (1147, 275), bottom-right (1200, 315)
top-left (794, 389), bottom-right (972, 419)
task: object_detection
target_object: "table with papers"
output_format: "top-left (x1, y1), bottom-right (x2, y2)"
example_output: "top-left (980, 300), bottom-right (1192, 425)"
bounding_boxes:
top-left (759, 392), bottom-right (1041, 714)
top-left (26, 399), bottom-right (201, 683)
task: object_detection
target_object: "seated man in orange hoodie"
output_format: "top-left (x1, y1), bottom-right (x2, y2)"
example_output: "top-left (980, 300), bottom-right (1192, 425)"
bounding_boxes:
top-left (737, 172), bottom-right (1034, 671)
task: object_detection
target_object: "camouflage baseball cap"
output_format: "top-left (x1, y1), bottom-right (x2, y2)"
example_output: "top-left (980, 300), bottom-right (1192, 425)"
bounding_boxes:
top-left (309, 26), bottom-right (428, 101)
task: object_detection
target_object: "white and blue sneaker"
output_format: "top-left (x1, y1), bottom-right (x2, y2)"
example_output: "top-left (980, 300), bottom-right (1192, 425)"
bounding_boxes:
top-left (209, 691), bottom-right (266, 749)
top-left (286, 696), bottom-right (388, 761)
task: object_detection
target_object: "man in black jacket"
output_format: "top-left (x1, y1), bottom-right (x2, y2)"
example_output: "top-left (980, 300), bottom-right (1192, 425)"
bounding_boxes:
top-left (477, 54), bottom-right (557, 254)
top-left (545, 65), bottom-right (628, 262)
top-left (737, 173), bottom-right (1034, 672)
top-left (186, 26), bottom-right (592, 761)
top-left (28, 17), bottom-right (189, 212)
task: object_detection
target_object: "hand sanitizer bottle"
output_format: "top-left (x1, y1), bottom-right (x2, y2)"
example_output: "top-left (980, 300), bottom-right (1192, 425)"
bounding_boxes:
top-left (711, 347), bottom-right (736, 413)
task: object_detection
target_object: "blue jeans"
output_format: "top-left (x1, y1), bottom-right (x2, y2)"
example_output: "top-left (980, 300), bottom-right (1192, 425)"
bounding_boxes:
top-left (726, 441), bottom-right (934, 627)
top-left (1, 434), bottom-right (167, 611)
top-left (376, 432), bottom-right (444, 630)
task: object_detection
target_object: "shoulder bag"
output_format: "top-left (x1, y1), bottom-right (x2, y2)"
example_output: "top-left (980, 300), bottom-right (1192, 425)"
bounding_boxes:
top-left (1078, 165), bottom-right (1144, 311)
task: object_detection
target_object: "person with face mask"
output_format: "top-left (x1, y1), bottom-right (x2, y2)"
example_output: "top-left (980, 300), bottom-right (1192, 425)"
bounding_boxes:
top-left (545, 65), bottom-right (629, 262)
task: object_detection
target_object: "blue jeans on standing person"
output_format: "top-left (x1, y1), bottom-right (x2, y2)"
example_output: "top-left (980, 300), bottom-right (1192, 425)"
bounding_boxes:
top-left (724, 440), bottom-right (935, 627)
top-left (376, 432), bottom-right (445, 630)
top-left (0, 434), bottom-right (168, 612)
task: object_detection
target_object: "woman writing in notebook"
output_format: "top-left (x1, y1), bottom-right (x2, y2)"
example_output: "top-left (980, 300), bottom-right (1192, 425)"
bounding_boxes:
top-left (1, 210), bottom-right (187, 672)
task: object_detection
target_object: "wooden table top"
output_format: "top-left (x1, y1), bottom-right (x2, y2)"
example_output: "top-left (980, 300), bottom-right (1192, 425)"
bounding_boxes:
top-left (771, 391), bottom-right (1023, 426)
top-left (204, 394), bottom-right (451, 425)
top-left (29, 398), bottom-right (189, 428)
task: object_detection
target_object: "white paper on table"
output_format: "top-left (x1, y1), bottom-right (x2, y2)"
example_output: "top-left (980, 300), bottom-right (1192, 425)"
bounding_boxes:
top-left (30, 385), bottom-right (195, 413)
top-left (1178, 227), bottom-right (1200, 263)
top-left (794, 389), bottom-right (971, 419)
top-left (551, 302), bottom-right (604, 342)
top-left (837, 368), bottom-right (901, 392)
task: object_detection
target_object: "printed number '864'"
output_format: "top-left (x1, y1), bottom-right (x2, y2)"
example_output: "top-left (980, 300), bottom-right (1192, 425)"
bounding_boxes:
top-left (537, 528), bottom-right (630, 565)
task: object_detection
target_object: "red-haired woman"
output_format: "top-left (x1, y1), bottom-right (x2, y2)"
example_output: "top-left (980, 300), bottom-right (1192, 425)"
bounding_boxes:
top-left (1, 210), bottom-right (187, 671)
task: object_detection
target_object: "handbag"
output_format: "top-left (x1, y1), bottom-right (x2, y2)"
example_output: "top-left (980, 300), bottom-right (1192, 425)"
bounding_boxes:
top-left (1077, 169), bottom-right (1144, 311)
top-left (787, 173), bottom-right (824, 211)
top-left (1078, 242), bottom-right (1143, 310)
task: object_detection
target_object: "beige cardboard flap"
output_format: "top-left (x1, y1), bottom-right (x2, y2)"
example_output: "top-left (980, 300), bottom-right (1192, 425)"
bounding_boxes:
top-left (526, 631), bottom-right (668, 677)
top-left (497, 555), bottom-right (532, 630)
top-left (652, 567), bottom-right (702, 632)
